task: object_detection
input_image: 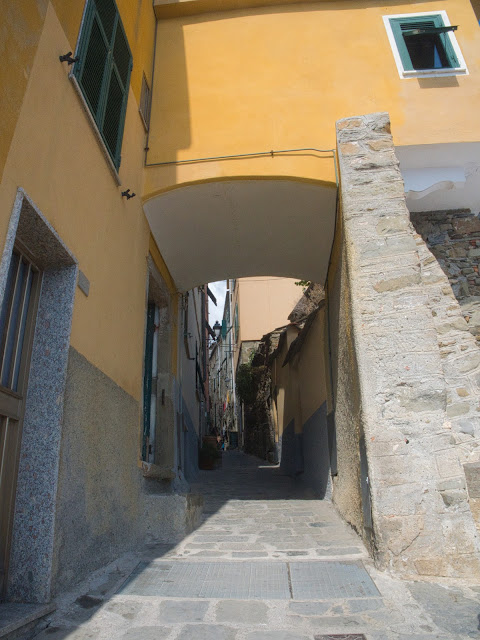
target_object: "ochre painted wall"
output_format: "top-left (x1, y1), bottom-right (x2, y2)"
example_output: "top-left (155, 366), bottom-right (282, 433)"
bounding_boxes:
top-left (144, 0), bottom-right (480, 197)
top-left (0, 1), bottom-right (162, 399)
top-left (271, 325), bottom-right (300, 441)
top-left (271, 309), bottom-right (327, 440)
top-left (296, 310), bottom-right (328, 425)
top-left (238, 277), bottom-right (303, 341)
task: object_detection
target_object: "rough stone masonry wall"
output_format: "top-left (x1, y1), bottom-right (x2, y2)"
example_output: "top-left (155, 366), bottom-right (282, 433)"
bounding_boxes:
top-left (336, 113), bottom-right (480, 579)
top-left (411, 210), bottom-right (480, 342)
top-left (409, 212), bottom-right (480, 533)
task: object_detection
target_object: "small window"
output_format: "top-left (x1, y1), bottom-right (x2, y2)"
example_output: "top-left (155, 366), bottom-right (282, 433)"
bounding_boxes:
top-left (139, 74), bottom-right (151, 130)
top-left (384, 11), bottom-right (467, 78)
top-left (74, 0), bottom-right (132, 168)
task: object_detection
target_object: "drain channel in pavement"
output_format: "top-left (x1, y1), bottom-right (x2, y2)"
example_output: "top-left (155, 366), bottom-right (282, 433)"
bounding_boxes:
top-left (118, 561), bottom-right (379, 600)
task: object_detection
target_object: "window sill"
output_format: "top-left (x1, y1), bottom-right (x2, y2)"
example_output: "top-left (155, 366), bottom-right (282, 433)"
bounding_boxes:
top-left (141, 461), bottom-right (176, 480)
top-left (69, 73), bottom-right (122, 186)
top-left (402, 66), bottom-right (468, 79)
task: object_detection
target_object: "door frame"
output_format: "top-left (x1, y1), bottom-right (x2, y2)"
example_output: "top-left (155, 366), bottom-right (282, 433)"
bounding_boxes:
top-left (0, 189), bottom-right (77, 603)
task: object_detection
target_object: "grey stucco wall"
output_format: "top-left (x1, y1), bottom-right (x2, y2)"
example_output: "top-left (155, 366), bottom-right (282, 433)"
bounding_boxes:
top-left (52, 347), bottom-right (143, 594)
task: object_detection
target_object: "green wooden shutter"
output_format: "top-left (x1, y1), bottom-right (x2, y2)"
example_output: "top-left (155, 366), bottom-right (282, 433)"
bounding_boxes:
top-left (389, 15), bottom-right (459, 71)
top-left (74, 0), bottom-right (132, 169)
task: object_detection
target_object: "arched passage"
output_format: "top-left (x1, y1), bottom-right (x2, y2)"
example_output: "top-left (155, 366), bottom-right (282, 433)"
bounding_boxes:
top-left (143, 178), bottom-right (337, 291)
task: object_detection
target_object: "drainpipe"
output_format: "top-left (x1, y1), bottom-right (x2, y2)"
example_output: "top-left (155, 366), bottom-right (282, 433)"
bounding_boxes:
top-left (176, 293), bottom-right (184, 477)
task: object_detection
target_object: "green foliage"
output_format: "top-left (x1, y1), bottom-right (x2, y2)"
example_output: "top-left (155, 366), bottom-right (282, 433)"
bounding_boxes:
top-left (236, 362), bottom-right (256, 405)
top-left (295, 280), bottom-right (312, 289)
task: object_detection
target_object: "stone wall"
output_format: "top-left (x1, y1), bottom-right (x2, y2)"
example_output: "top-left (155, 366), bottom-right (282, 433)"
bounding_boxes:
top-left (327, 220), bottom-right (365, 541)
top-left (411, 210), bottom-right (480, 343)
top-left (409, 215), bottom-right (480, 533)
top-left (335, 113), bottom-right (480, 578)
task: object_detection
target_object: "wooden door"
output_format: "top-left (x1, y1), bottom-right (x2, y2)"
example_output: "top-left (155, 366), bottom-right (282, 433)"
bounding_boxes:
top-left (0, 246), bottom-right (41, 600)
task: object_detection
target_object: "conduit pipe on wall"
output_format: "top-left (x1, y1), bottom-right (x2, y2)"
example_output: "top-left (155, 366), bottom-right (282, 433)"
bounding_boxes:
top-left (145, 148), bottom-right (339, 186)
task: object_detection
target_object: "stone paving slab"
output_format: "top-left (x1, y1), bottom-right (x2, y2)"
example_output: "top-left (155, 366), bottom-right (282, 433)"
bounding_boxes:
top-left (119, 562), bottom-right (291, 599)
top-left (118, 560), bottom-right (379, 602)
top-left (289, 562), bottom-right (380, 600)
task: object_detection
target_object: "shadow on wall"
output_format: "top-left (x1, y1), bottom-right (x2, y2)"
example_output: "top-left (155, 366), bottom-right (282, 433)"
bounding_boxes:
top-left (279, 407), bottom-right (331, 500)
top-left (145, 18), bottom-right (191, 187)
top-left (410, 209), bottom-right (480, 344)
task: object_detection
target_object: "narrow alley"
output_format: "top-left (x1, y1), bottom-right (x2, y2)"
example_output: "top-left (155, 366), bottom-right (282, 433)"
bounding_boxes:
top-left (17, 452), bottom-right (480, 640)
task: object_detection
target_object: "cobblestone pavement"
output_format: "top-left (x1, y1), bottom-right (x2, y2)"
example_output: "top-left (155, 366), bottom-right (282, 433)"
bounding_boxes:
top-left (27, 452), bottom-right (480, 640)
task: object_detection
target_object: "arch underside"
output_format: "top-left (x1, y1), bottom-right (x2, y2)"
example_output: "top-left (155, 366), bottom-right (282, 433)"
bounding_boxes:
top-left (144, 178), bottom-right (337, 291)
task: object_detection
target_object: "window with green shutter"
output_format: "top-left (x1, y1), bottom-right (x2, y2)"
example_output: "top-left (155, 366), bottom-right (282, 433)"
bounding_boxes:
top-left (389, 15), bottom-right (458, 70)
top-left (74, 0), bottom-right (132, 169)
top-left (384, 12), bottom-right (467, 78)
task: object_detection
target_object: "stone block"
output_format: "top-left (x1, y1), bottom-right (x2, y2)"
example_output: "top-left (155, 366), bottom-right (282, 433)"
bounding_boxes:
top-left (446, 403), bottom-right (471, 418)
top-left (414, 556), bottom-right (450, 576)
top-left (440, 489), bottom-right (468, 507)
top-left (288, 601), bottom-right (330, 616)
top-left (441, 516), bottom-right (478, 554)
top-left (338, 117), bottom-right (364, 130)
top-left (177, 624), bottom-right (237, 640)
top-left (143, 493), bottom-right (203, 543)
top-left (436, 477), bottom-right (466, 491)
top-left (339, 142), bottom-right (361, 155)
top-left (455, 351), bottom-right (480, 374)
top-left (376, 515), bottom-right (424, 555)
top-left (435, 449), bottom-right (462, 478)
top-left (435, 317), bottom-right (469, 334)
top-left (452, 418), bottom-right (479, 437)
top-left (454, 216), bottom-right (480, 234)
top-left (368, 139), bottom-right (393, 151)
top-left (216, 600), bottom-right (268, 624)
top-left (376, 216), bottom-right (410, 236)
top-left (373, 273), bottom-right (421, 293)
top-left (158, 600), bottom-right (208, 623)
top-left (122, 628), bottom-right (172, 640)
top-left (464, 462), bottom-right (480, 498)
top-left (247, 633), bottom-right (310, 640)
top-left (344, 179), bottom-right (406, 202)
top-left (373, 483), bottom-right (429, 516)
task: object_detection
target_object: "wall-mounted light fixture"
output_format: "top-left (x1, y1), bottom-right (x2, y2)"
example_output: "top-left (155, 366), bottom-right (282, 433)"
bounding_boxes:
top-left (59, 52), bottom-right (79, 65)
top-left (213, 321), bottom-right (222, 341)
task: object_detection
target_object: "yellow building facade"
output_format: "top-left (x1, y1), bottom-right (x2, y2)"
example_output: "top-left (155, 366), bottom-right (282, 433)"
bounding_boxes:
top-left (1, 0), bottom-right (480, 605)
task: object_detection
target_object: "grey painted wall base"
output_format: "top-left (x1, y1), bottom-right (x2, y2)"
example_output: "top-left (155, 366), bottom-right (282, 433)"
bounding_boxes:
top-left (182, 399), bottom-right (200, 484)
top-left (302, 404), bottom-right (331, 499)
top-left (279, 419), bottom-right (295, 477)
top-left (53, 347), bottom-right (143, 596)
top-left (279, 407), bottom-right (331, 499)
top-left (142, 493), bottom-right (203, 544)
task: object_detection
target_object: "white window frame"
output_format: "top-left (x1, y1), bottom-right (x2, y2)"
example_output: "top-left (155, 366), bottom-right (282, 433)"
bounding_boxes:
top-left (383, 10), bottom-right (468, 79)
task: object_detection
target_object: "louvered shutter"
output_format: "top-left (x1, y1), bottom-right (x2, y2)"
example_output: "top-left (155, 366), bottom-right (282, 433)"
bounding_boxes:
top-left (389, 15), bottom-right (459, 71)
top-left (74, 0), bottom-right (132, 169)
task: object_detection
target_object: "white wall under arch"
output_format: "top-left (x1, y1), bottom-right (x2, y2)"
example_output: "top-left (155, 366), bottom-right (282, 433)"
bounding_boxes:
top-left (144, 178), bottom-right (337, 292)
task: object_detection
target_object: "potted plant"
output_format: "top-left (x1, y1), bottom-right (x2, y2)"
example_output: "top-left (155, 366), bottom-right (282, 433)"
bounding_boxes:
top-left (199, 440), bottom-right (221, 470)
